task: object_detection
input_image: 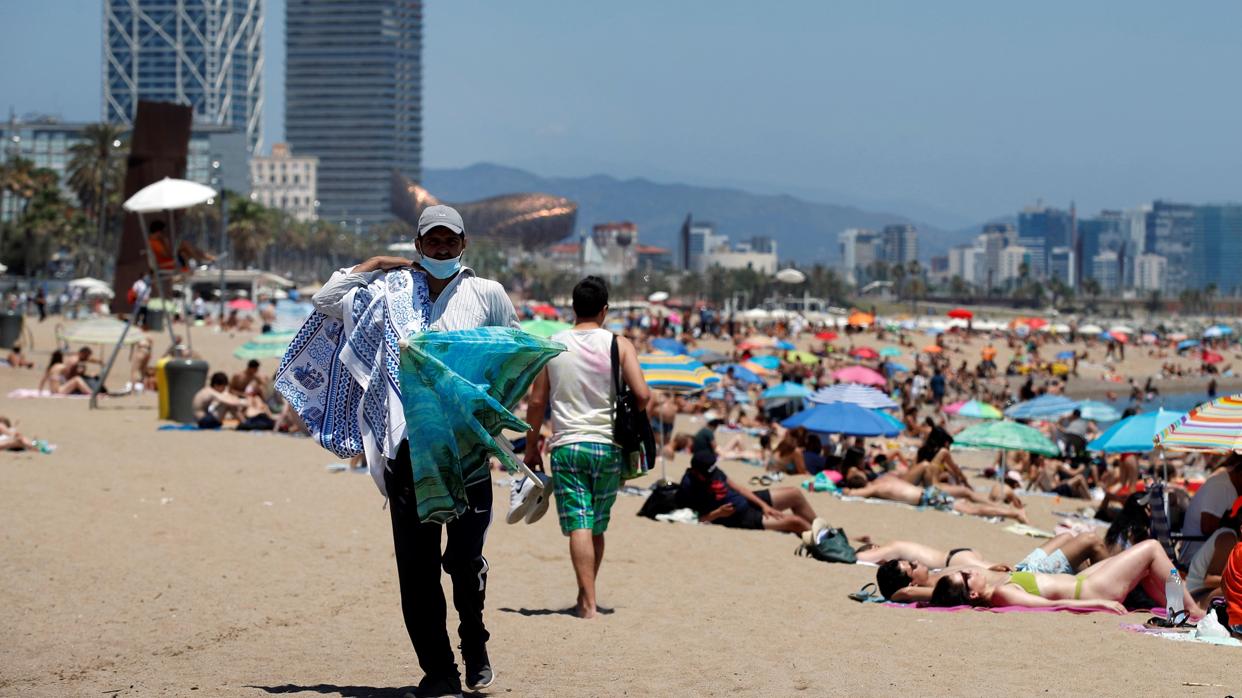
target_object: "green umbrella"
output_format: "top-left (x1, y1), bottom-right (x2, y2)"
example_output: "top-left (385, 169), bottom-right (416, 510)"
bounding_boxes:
top-left (232, 331), bottom-right (298, 360)
top-left (520, 318), bottom-right (572, 338)
top-left (952, 420), bottom-right (1060, 457)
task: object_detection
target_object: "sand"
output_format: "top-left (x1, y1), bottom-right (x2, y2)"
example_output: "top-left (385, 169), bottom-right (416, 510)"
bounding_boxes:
top-left (2, 317), bottom-right (1240, 697)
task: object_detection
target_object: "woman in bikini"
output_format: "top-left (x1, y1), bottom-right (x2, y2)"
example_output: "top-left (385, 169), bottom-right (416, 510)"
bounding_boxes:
top-left (930, 539), bottom-right (1204, 617)
top-left (38, 350), bottom-right (92, 396)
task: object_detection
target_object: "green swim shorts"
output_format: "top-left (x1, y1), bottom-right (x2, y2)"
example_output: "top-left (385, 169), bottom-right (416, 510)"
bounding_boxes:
top-left (550, 442), bottom-right (623, 536)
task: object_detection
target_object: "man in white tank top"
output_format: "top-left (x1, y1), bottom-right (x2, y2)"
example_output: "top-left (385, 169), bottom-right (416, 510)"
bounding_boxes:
top-left (524, 276), bottom-right (650, 619)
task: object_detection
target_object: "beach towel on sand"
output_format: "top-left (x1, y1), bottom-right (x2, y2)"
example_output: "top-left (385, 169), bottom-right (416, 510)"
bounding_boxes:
top-left (277, 270), bottom-right (563, 523)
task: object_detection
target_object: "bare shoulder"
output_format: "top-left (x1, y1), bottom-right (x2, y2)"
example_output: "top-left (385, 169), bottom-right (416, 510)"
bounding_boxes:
top-left (615, 333), bottom-right (637, 355)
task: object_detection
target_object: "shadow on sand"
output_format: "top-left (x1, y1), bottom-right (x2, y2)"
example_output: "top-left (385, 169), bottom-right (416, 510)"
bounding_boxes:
top-left (497, 606), bottom-right (615, 617)
top-left (246, 684), bottom-right (411, 698)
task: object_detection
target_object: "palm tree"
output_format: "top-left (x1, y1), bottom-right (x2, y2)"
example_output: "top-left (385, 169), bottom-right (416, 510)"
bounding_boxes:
top-left (890, 262), bottom-right (906, 300)
top-left (66, 124), bottom-right (127, 263)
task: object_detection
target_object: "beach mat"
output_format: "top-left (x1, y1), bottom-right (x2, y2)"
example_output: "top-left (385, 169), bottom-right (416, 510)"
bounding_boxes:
top-left (1121, 623), bottom-right (1242, 648)
top-left (7, 389), bottom-right (90, 399)
top-left (882, 601), bottom-right (1154, 615)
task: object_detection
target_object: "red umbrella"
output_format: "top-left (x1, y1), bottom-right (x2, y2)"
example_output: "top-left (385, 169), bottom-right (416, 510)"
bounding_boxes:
top-left (1203, 350), bottom-right (1224, 364)
top-left (530, 304), bottom-right (558, 317)
top-left (1025, 318), bottom-right (1049, 330)
top-left (850, 347), bottom-right (879, 360)
top-left (947, 308), bottom-right (973, 320)
top-left (228, 298), bottom-right (256, 311)
top-left (815, 331), bottom-right (839, 341)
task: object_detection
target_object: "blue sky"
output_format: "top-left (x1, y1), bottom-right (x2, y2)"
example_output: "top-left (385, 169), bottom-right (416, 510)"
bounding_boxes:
top-left (2, 0), bottom-right (1240, 225)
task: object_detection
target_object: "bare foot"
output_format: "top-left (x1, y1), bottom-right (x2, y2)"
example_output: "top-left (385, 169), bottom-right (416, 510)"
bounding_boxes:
top-left (575, 604), bottom-right (597, 619)
top-left (1015, 509), bottom-right (1030, 525)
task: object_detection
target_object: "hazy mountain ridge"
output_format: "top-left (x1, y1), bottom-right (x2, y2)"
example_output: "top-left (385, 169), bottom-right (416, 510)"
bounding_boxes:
top-left (422, 163), bottom-right (988, 264)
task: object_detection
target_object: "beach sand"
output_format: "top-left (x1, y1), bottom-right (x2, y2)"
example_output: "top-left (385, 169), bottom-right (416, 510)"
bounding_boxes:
top-left (2, 318), bottom-right (1239, 696)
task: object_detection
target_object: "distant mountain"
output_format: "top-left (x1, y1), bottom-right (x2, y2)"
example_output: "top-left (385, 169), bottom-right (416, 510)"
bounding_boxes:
top-left (422, 163), bottom-right (976, 264)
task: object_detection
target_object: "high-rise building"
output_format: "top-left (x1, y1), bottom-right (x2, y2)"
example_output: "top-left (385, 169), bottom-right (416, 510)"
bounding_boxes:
top-left (1018, 203), bottom-right (1073, 279)
top-left (1134, 253), bottom-right (1167, 292)
top-left (1048, 246), bottom-right (1076, 289)
top-left (999, 246), bottom-right (1030, 284)
top-left (838, 228), bottom-right (879, 285)
top-left (286, 0), bottom-right (422, 231)
top-left (880, 224), bottom-right (918, 266)
top-left (1091, 251), bottom-right (1120, 293)
top-left (1146, 201), bottom-right (1195, 292)
top-left (103, 0), bottom-right (264, 153)
top-left (1193, 204), bottom-right (1242, 294)
top-left (250, 143), bottom-right (318, 221)
top-left (685, 221), bottom-right (725, 273)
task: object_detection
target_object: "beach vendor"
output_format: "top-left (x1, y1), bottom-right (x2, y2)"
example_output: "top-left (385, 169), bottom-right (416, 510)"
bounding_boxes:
top-left (309, 204), bottom-right (519, 697)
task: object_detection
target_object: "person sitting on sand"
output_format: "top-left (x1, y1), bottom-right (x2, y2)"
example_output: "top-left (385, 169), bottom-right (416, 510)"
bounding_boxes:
top-left (768, 426), bottom-right (809, 475)
top-left (236, 393), bottom-right (277, 431)
top-left (191, 372), bottom-right (246, 429)
top-left (676, 451), bottom-right (819, 534)
top-left (842, 473), bottom-right (1029, 523)
top-left (1184, 496), bottom-right (1242, 604)
top-left (129, 337), bottom-right (155, 393)
top-left (5, 344), bottom-right (34, 368)
top-left (870, 531), bottom-right (1110, 602)
top-left (230, 359), bottom-right (269, 397)
top-left (930, 539), bottom-right (1204, 616)
top-left (38, 350), bottom-right (92, 396)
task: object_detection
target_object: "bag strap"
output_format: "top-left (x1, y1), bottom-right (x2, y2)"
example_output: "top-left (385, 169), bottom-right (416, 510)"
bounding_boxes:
top-left (610, 334), bottom-right (622, 428)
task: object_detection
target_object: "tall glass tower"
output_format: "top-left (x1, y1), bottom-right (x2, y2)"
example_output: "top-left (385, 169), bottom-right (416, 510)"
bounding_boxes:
top-left (286, 0), bottom-right (422, 231)
top-left (103, 0), bottom-right (264, 153)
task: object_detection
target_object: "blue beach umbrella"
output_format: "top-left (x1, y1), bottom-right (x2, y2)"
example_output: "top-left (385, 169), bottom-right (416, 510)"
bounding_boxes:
top-left (884, 362), bottom-right (910, 375)
top-left (716, 363), bottom-right (764, 386)
top-left (689, 348), bottom-right (729, 364)
top-left (639, 353), bottom-right (720, 392)
top-left (879, 347), bottom-right (902, 358)
top-left (651, 338), bottom-right (689, 355)
top-left (1178, 339), bottom-right (1201, 352)
top-left (808, 383), bottom-right (898, 410)
top-left (1056, 350), bottom-right (1075, 360)
top-left (1088, 408), bottom-right (1187, 453)
top-left (775, 340), bottom-right (796, 351)
top-left (781, 401), bottom-right (901, 437)
top-left (706, 386), bottom-right (752, 404)
top-left (1005, 394), bottom-right (1080, 420)
top-left (750, 355), bottom-right (781, 370)
top-left (1076, 400), bottom-right (1122, 422)
top-left (762, 382), bottom-right (812, 400)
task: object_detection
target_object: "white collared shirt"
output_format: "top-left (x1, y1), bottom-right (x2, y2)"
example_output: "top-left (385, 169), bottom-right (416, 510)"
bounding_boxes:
top-left (311, 265), bottom-right (520, 331)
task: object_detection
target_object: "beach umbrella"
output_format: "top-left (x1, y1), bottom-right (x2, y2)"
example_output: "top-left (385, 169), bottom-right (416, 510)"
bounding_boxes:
top-left (879, 347), bottom-right (902, 358)
top-left (529, 303), bottom-right (559, 317)
top-left (952, 420), bottom-right (1060, 457)
top-left (639, 353), bottom-right (720, 392)
top-left (1203, 325), bottom-right (1234, 339)
top-left (1156, 395), bottom-right (1242, 453)
top-left (815, 331), bottom-right (839, 341)
top-left (762, 382), bottom-right (812, 400)
top-left (741, 359), bottom-right (775, 377)
top-left (781, 401), bottom-right (900, 437)
top-left (688, 348), bottom-right (729, 364)
top-left (775, 268), bottom-right (807, 284)
top-left (925, 327), bottom-right (945, 335)
top-left (1177, 339), bottom-right (1201, 352)
top-left (850, 346), bottom-right (879, 360)
top-left (884, 362), bottom-right (909, 375)
top-left (847, 311), bottom-right (874, 327)
top-left (787, 350), bottom-right (820, 365)
top-left (1203, 350), bottom-right (1225, 364)
top-left (1169, 332), bottom-right (1189, 342)
top-left (1108, 331), bottom-right (1129, 344)
top-left (832, 365), bottom-right (887, 388)
top-left (738, 336), bottom-right (777, 350)
top-left (123, 177), bottom-right (216, 213)
top-left (1056, 350), bottom-right (1075, 360)
top-left (716, 363), bottom-right (763, 386)
top-left (947, 308), bottom-right (973, 320)
top-left (651, 338), bottom-right (689, 355)
top-left (228, 298), bottom-right (257, 311)
top-left (774, 339), bottom-right (796, 351)
top-left (749, 355), bottom-right (781, 370)
top-left (1109, 325), bottom-right (1135, 335)
top-left (922, 344), bottom-right (943, 354)
top-left (234, 336), bottom-right (294, 360)
top-left (945, 399), bottom-right (1003, 419)
top-left (1088, 409), bottom-right (1186, 453)
top-left (1005, 394), bottom-right (1079, 420)
top-left (1076, 400), bottom-right (1121, 422)
top-left (59, 318), bottom-right (145, 346)
top-left (1141, 333), bottom-right (1159, 345)
top-left (706, 386), bottom-right (751, 403)
top-left (647, 291), bottom-right (670, 303)
top-left (1079, 324), bottom-right (1104, 334)
top-left (520, 318), bottom-right (572, 338)
top-left (808, 383), bottom-right (897, 409)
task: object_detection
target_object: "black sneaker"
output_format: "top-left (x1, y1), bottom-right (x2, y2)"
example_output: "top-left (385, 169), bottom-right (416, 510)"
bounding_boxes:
top-left (408, 674), bottom-right (462, 698)
top-left (464, 647), bottom-right (495, 691)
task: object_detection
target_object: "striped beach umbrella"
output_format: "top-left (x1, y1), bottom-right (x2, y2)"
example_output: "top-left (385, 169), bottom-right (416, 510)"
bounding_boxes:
top-left (945, 399), bottom-right (1003, 419)
top-left (1156, 395), bottom-right (1242, 453)
top-left (808, 383), bottom-right (897, 409)
top-left (639, 353), bottom-right (720, 393)
top-left (953, 421), bottom-right (1060, 456)
top-left (1004, 394), bottom-right (1079, 420)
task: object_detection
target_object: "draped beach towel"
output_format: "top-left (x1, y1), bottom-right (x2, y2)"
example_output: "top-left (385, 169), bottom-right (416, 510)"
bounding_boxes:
top-left (398, 328), bottom-right (564, 523)
top-left (275, 270), bottom-right (430, 495)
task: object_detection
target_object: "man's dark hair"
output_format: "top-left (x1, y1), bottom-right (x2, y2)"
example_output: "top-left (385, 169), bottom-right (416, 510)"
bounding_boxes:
top-left (571, 276), bottom-right (609, 319)
top-left (149, 220), bottom-right (166, 233)
top-left (247, 359), bottom-right (260, 370)
top-left (210, 371), bottom-right (229, 387)
top-left (876, 560), bottom-right (912, 599)
top-left (804, 434), bottom-right (822, 454)
top-left (931, 574), bottom-right (973, 607)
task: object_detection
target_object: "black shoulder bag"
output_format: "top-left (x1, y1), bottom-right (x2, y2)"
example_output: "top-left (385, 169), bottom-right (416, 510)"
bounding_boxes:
top-left (611, 334), bottom-right (656, 480)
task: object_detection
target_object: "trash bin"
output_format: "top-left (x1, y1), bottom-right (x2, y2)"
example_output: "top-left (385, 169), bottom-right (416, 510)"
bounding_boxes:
top-left (146, 308), bottom-right (166, 332)
top-left (156, 357), bottom-right (209, 424)
top-left (0, 312), bottom-right (21, 348)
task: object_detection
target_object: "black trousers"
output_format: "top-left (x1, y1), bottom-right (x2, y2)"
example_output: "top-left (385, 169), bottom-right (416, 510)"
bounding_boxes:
top-left (385, 440), bottom-right (492, 681)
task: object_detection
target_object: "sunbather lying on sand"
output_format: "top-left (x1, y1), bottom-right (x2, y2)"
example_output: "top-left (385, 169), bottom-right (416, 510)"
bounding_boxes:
top-left (677, 451), bottom-right (819, 534)
top-left (869, 532), bottom-right (1110, 602)
top-left (0, 416), bottom-right (48, 452)
top-left (930, 539), bottom-right (1204, 616)
top-left (842, 474), bottom-right (1028, 523)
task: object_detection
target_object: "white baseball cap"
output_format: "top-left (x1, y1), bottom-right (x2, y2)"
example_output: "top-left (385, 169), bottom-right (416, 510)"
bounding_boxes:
top-left (417, 205), bottom-right (465, 237)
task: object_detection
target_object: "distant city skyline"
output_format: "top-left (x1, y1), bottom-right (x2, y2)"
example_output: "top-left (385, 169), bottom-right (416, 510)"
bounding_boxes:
top-left (2, 0), bottom-right (1240, 226)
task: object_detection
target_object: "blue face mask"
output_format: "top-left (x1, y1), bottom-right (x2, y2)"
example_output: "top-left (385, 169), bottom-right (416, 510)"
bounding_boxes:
top-left (420, 254), bottom-right (462, 279)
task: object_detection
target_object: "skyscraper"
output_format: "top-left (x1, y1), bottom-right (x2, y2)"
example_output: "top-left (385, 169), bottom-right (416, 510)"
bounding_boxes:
top-left (1193, 204), bottom-right (1242, 294)
top-left (1017, 203), bottom-right (1073, 279)
top-left (880, 224), bottom-right (918, 266)
top-left (1146, 201), bottom-right (1195, 293)
top-left (103, 0), bottom-right (264, 153)
top-left (286, 0), bottom-right (423, 230)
